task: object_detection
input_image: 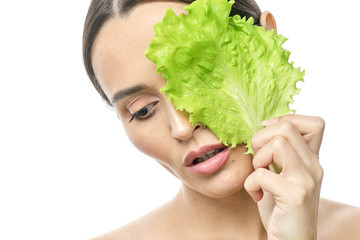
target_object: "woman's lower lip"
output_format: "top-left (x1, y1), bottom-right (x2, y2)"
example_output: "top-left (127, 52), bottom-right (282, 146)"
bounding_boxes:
top-left (186, 147), bottom-right (231, 175)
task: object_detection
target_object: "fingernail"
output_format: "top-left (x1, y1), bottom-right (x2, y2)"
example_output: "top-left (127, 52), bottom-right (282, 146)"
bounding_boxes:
top-left (262, 118), bottom-right (278, 127)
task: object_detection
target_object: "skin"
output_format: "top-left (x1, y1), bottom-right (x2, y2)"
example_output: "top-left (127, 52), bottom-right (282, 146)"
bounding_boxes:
top-left (90, 1), bottom-right (360, 239)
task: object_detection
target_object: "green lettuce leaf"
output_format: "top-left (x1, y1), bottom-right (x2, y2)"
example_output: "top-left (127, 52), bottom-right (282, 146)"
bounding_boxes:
top-left (145, 0), bottom-right (304, 153)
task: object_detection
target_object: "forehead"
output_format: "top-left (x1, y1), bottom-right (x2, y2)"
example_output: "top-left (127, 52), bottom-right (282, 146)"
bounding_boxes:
top-left (91, 1), bottom-right (188, 98)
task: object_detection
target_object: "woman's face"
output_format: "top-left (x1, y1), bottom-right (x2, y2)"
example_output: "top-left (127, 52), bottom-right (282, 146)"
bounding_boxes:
top-left (91, 1), bottom-right (254, 198)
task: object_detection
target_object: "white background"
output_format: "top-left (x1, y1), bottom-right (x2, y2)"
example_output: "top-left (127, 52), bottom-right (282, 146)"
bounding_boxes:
top-left (0, 0), bottom-right (359, 239)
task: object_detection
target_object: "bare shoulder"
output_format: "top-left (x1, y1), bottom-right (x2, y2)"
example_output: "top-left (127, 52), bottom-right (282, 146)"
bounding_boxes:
top-left (318, 198), bottom-right (360, 240)
top-left (89, 202), bottom-right (176, 240)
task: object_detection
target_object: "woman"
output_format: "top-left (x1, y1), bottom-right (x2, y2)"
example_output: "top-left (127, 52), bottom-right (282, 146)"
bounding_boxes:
top-left (83, 0), bottom-right (360, 239)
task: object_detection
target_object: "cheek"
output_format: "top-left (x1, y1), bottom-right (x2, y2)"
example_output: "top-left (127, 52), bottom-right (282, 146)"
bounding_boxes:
top-left (200, 146), bottom-right (254, 198)
top-left (123, 117), bottom-right (172, 162)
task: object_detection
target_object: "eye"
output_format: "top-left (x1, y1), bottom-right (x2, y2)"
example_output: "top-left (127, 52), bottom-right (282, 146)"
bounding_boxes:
top-left (129, 101), bottom-right (159, 123)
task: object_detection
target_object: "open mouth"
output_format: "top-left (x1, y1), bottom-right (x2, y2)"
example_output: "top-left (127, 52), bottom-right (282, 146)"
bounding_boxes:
top-left (192, 147), bottom-right (226, 165)
top-left (185, 144), bottom-right (231, 175)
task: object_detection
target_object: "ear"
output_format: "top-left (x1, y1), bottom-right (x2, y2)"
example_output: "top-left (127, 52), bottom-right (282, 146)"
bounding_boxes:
top-left (260, 11), bottom-right (277, 34)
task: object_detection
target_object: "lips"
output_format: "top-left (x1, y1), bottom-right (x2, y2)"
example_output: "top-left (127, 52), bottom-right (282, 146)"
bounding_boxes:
top-left (183, 143), bottom-right (231, 175)
top-left (192, 148), bottom-right (225, 164)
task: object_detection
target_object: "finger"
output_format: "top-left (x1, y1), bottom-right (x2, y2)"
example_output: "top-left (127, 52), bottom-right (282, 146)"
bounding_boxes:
top-left (252, 135), bottom-right (303, 173)
top-left (252, 118), bottom-right (314, 165)
top-left (256, 191), bottom-right (275, 229)
top-left (271, 114), bottom-right (325, 155)
top-left (244, 168), bottom-right (288, 202)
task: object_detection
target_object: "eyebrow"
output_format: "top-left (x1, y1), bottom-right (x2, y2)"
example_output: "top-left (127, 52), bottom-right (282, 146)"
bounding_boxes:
top-left (110, 84), bottom-right (147, 105)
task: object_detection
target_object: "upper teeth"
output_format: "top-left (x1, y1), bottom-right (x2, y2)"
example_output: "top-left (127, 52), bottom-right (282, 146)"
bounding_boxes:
top-left (193, 148), bottom-right (223, 164)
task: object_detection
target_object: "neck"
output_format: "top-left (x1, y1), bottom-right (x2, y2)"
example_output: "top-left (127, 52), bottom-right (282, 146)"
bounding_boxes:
top-left (171, 183), bottom-right (266, 239)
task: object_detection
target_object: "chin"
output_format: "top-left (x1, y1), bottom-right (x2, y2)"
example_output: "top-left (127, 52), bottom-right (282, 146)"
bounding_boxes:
top-left (181, 145), bottom-right (254, 199)
top-left (197, 163), bottom-right (254, 199)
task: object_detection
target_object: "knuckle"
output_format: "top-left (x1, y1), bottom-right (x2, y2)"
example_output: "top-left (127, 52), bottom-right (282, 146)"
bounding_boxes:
top-left (255, 167), bottom-right (268, 178)
top-left (302, 170), bottom-right (317, 190)
top-left (278, 120), bottom-right (294, 134)
top-left (244, 177), bottom-right (252, 189)
top-left (272, 135), bottom-right (287, 151)
top-left (290, 172), bottom-right (319, 206)
top-left (314, 162), bottom-right (324, 182)
top-left (313, 116), bottom-right (326, 131)
top-left (304, 177), bottom-right (318, 198)
top-left (292, 181), bottom-right (315, 206)
top-left (305, 177), bottom-right (316, 192)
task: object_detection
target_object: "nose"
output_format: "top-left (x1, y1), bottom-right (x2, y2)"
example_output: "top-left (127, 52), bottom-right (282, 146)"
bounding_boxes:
top-left (168, 104), bottom-right (201, 141)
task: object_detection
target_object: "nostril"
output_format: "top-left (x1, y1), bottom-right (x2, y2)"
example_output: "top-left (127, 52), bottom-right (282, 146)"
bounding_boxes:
top-left (194, 122), bottom-right (203, 131)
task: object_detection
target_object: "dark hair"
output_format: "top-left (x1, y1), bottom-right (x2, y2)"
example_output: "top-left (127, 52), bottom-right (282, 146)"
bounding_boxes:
top-left (83, 0), bottom-right (262, 106)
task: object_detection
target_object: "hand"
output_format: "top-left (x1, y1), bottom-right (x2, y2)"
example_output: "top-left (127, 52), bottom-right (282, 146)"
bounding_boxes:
top-left (244, 114), bottom-right (325, 240)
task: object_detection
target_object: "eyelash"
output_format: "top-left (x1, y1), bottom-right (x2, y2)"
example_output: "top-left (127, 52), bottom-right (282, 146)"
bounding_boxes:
top-left (129, 102), bottom-right (159, 123)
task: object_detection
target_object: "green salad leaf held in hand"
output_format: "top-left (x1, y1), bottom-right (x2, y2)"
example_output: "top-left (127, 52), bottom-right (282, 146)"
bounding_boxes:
top-left (145, 0), bottom-right (304, 154)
